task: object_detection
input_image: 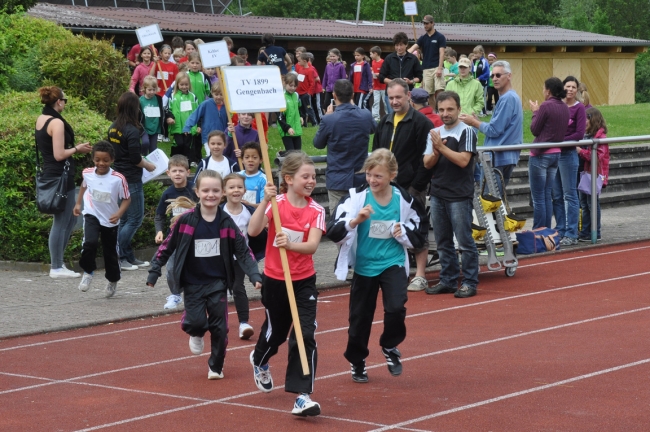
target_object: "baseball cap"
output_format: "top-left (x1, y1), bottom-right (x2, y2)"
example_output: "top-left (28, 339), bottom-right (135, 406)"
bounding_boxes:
top-left (410, 88), bottom-right (429, 104)
top-left (458, 58), bottom-right (472, 68)
top-left (422, 15), bottom-right (434, 24)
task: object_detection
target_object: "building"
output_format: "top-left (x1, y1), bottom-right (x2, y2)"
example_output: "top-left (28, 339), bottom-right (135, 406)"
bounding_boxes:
top-left (29, 3), bottom-right (649, 106)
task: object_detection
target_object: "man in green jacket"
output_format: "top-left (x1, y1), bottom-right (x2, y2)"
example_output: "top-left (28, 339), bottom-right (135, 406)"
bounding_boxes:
top-left (445, 57), bottom-right (484, 116)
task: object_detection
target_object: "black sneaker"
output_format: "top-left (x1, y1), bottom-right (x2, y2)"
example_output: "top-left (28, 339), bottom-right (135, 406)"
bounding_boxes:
top-left (454, 285), bottom-right (477, 298)
top-left (382, 347), bottom-right (402, 376)
top-left (425, 282), bottom-right (457, 295)
top-left (350, 361), bottom-right (368, 383)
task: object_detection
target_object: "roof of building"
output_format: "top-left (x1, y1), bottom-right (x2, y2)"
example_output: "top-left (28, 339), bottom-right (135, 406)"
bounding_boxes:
top-left (29, 3), bottom-right (650, 46)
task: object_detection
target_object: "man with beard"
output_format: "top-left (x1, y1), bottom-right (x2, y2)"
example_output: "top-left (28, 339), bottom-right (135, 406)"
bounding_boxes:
top-left (423, 91), bottom-right (479, 298)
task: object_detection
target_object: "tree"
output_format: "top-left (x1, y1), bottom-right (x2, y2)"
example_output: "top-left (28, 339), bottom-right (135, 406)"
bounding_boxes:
top-left (0, 0), bottom-right (37, 14)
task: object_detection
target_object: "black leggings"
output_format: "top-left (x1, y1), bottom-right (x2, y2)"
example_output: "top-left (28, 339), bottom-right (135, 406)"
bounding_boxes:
top-left (281, 136), bottom-right (302, 152)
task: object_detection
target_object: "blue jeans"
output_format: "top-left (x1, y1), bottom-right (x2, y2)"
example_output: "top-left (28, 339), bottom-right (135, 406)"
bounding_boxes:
top-left (528, 153), bottom-right (560, 229)
top-left (579, 191), bottom-right (601, 238)
top-left (430, 196), bottom-right (479, 289)
top-left (118, 182), bottom-right (144, 262)
top-left (552, 150), bottom-right (579, 238)
top-left (372, 89), bottom-right (391, 121)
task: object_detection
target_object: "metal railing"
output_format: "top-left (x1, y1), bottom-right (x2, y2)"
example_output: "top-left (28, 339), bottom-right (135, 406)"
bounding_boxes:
top-left (479, 135), bottom-right (650, 244)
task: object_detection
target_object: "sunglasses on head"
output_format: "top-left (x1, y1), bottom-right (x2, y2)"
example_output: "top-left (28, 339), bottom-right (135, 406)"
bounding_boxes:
top-left (490, 73), bottom-right (506, 79)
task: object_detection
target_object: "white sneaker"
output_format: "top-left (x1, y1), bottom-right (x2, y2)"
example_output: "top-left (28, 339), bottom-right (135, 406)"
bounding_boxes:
top-left (120, 260), bottom-right (138, 271)
top-left (189, 336), bottom-right (204, 355)
top-left (50, 267), bottom-right (81, 279)
top-left (208, 367), bottom-right (224, 380)
top-left (292, 393), bottom-right (321, 417)
top-left (78, 273), bottom-right (93, 292)
top-left (407, 276), bottom-right (428, 292)
top-left (250, 350), bottom-right (273, 392)
top-left (239, 322), bottom-right (254, 340)
top-left (163, 294), bottom-right (183, 309)
top-left (105, 281), bottom-right (117, 298)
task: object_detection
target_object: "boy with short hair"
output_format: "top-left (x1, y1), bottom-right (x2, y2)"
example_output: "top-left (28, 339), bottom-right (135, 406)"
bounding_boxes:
top-left (370, 46), bottom-right (390, 122)
top-left (154, 154), bottom-right (197, 309)
top-left (237, 47), bottom-right (251, 66)
top-left (238, 142), bottom-right (267, 207)
top-left (223, 36), bottom-right (236, 58)
top-left (74, 141), bottom-right (131, 298)
top-left (445, 48), bottom-right (459, 82)
top-left (294, 53), bottom-right (318, 127)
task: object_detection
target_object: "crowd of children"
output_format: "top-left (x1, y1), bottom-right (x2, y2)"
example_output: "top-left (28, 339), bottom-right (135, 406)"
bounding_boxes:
top-left (54, 33), bottom-right (610, 419)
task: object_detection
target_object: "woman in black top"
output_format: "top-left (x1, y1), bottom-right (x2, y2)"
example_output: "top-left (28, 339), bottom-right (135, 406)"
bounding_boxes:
top-left (35, 86), bottom-right (92, 279)
top-left (107, 91), bottom-right (156, 270)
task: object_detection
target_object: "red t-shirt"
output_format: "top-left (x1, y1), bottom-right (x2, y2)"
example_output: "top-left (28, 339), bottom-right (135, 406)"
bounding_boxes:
top-left (352, 61), bottom-right (365, 94)
top-left (127, 44), bottom-right (142, 63)
top-left (295, 64), bottom-right (315, 96)
top-left (372, 59), bottom-right (386, 91)
top-left (264, 195), bottom-right (326, 281)
top-left (152, 61), bottom-right (179, 96)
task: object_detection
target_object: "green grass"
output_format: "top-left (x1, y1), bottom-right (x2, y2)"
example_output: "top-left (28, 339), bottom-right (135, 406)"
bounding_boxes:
top-left (158, 103), bottom-right (650, 159)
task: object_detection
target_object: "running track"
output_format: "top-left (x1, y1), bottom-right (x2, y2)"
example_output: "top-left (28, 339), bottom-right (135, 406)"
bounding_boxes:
top-left (2, 241), bottom-right (650, 431)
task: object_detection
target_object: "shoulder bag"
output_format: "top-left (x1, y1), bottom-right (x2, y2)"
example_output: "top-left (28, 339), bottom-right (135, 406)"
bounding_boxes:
top-left (35, 140), bottom-right (70, 214)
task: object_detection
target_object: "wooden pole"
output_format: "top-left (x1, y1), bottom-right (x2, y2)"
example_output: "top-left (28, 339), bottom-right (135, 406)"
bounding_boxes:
top-left (410, 16), bottom-right (418, 42)
top-left (151, 45), bottom-right (168, 91)
top-left (217, 67), bottom-right (243, 169)
top-left (255, 112), bottom-right (310, 376)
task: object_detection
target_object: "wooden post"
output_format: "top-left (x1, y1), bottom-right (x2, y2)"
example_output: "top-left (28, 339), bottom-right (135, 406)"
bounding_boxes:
top-left (255, 112), bottom-right (310, 376)
top-left (410, 16), bottom-right (418, 43)
top-left (151, 45), bottom-right (168, 91)
top-left (217, 67), bottom-right (243, 169)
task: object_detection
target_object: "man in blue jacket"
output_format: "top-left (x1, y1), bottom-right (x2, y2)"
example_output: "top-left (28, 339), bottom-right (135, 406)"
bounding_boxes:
top-left (313, 79), bottom-right (377, 215)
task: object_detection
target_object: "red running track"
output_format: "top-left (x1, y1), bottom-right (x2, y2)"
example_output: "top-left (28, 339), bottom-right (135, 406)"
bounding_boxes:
top-left (1, 241), bottom-right (650, 431)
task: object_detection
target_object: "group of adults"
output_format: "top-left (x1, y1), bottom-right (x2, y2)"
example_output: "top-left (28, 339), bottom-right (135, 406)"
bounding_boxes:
top-left (37, 87), bottom-right (155, 278)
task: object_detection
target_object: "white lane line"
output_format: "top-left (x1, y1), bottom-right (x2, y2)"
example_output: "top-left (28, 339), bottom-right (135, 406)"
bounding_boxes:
top-left (368, 358), bottom-right (650, 432)
top-left (2, 244), bottom-right (645, 353)
top-left (0, 292), bottom-right (350, 353)
top-left (4, 303), bottom-right (649, 427)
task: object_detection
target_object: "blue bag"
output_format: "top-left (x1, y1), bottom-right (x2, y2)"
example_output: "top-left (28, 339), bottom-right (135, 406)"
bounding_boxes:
top-left (515, 227), bottom-right (561, 254)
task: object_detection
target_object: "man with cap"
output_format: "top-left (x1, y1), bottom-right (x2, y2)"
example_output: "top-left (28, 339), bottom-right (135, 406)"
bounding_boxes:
top-left (408, 15), bottom-right (447, 106)
top-left (445, 57), bottom-right (484, 117)
top-left (411, 88), bottom-right (442, 127)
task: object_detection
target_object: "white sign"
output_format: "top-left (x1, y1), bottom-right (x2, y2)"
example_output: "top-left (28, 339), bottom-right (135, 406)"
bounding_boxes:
top-left (403, 1), bottom-right (418, 16)
top-left (136, 24), bottom-right (163, 48)
top-left (221, 65), bottom-right (286, 113)
top-left (142, 148), bottom-right (169, 184)
top-left (198, 40), bottom-right (231, 69)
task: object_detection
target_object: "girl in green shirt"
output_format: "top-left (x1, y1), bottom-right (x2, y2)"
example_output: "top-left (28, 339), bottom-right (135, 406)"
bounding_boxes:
top-left (167, 72), bottom-right (198, 160)
top-left (277, 74), bottom-right (303, 155)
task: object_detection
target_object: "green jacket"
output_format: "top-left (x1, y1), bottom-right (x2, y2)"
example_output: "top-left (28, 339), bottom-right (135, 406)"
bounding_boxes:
top-left (445, 75), bottom-right (484, 116)
top-left (168, 91), bottom-right (198, 136)
top-left (278, 91), bottom-right (302, 138)
top-left (188, 71), bottom-right (210, 102)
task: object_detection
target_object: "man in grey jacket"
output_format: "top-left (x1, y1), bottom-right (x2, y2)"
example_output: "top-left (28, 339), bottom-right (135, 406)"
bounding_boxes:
top-left (314, 79), bottom-right (377, 214)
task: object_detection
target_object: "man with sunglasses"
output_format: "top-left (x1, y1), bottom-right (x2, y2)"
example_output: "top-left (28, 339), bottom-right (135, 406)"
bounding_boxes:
top-left (408, 15), bottom-right (447, 105)
top-left (460, 60), bottom-right (523, 196)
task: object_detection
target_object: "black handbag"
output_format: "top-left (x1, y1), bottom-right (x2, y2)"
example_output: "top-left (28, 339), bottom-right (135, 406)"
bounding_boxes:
top-left (35, 142), bottom-right (70, 214)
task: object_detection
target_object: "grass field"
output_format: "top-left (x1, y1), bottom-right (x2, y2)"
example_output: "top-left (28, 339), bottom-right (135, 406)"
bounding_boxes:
top-left (158, 103), bottom-right (650, 160)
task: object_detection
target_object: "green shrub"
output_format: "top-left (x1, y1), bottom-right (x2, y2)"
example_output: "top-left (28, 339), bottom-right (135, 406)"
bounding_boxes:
top-left (40, 35), bottom-right (130, 119)
top-left (0, 91), bottom-right (163, 263)
top-left (636, 52), bottom-right (650, 103)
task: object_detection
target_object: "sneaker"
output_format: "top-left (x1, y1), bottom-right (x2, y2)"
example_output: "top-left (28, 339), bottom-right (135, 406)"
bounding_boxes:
top-left (425, 282), bottom-right (457, 295)
top-left (250, 351), bottom-right (273, 392)
top-left (560, 236), bottom-right (578, 247)
top-left (486, 110), bottom-right (493, 115)
top-left (208, 367), bottom-right (224, 380)
top-left (189, 336), bottom-right (204, 355)
top-left (407, 276), bottom-right (428, 292)
top-left (190, 162), bottom-right (198, 168)
top-left (292, 393), bottom-right (321, 417)
top-left (120, 259), bottom-right (138, 271)
top-left (105, 281), bottom-right (117, 298)
top-left (78, 272), bottom-right (93, 292)
top-left (163, 294), bottom-right (183, 309)
top-left (49, 267), bottom-right (81, 279)
top-left (478, 112), bottom-right (486, 118)
top-left (382, 347), bottom-right (402, 376)
top-left (350, 361), bottom-right (368, 383)
top-left (454, 285), bottom-right (477, 298)
top-left (239, 322), bottom-right (254, 340)
top-left (128, 258), bottom-right (150, 268)
top-left (578, 236), bottom-right (601, 243)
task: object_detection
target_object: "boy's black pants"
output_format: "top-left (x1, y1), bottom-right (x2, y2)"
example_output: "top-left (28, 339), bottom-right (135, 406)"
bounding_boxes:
top-left (298, 93), bottom-right (318, 126)
top-left (182, 279), bottom-right (229, 373)
top-left (79, 214), bottom-right (120, 282)
top-left (231, 263), bottom-right (250, 323)
top-left (252, 275), bottom-right (318, 394)
top-left (171, 133), bottom-right (192, 160)
top-left (344, 265), bottom-right (408, 365)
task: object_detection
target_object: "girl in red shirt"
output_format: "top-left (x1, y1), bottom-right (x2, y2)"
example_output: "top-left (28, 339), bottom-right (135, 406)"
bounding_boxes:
top-left (248, 152), bottom-right (326, 417)
top-left (149, 44), bottom-right (178, 97)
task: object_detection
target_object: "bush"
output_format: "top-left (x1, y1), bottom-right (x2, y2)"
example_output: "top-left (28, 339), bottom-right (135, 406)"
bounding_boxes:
top-left (40, 34), bottom-right (130, 119)
top-left (0, 91), bottom-right (163, 263)
top-left (636, 52), bottom-right (650, 103)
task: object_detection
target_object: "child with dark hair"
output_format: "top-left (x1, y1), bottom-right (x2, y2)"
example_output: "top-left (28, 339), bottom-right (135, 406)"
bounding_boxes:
top-left (349, 47), bottom-right (374, 110)
top-left (74, 141), bottom-right (131, 297)
top-left (238, 141), bottom-right (267, 207)
top-left (278, 74), bottom-right (303, 154)
top-left (237, 47), bottom-right (251, 65)
top-left (294, 53), bottom-right (319, 127)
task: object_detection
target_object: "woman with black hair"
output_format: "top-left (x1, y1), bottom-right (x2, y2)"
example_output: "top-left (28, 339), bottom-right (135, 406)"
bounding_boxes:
top-left (108, 91), bottom-right (156, 271)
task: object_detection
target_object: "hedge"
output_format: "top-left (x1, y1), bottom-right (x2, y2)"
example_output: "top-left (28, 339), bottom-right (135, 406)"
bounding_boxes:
top-left (0, 91), bottom-right (163, 263)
